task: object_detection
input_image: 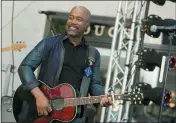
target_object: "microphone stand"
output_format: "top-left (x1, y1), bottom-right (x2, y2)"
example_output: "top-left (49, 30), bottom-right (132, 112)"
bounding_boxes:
top-left (158, 32), bottom-right (174, 123)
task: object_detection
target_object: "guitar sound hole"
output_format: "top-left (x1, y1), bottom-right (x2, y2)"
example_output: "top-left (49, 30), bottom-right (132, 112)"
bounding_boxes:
top-left (50, 97), bottom-right (64, 111)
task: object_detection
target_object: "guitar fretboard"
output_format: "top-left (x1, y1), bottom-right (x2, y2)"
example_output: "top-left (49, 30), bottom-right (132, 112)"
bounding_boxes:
top-left (64, 95), bottom-right (123, 106)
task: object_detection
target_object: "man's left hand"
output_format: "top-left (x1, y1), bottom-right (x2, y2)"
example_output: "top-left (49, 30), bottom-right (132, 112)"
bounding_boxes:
top-left (100, 96), bottom-right (113, 107)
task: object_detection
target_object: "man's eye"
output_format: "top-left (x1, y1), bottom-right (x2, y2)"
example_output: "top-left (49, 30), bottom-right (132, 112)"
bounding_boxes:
top-left (77, 18), bottom-right (83, 22)
top-left (69, 16), bottom-right (73, 20)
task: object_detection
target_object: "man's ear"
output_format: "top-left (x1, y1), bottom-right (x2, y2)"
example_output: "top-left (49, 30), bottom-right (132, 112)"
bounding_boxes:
top-left (86, 22), bottom-right (90, 29)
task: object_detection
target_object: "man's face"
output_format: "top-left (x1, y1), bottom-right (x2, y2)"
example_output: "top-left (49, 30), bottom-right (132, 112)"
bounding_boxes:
top-left (66, 7), bottom-right (90, 38)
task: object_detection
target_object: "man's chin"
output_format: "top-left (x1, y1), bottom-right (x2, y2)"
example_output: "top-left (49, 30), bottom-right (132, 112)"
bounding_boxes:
top-left (67, 33), bottom-right (80, 38)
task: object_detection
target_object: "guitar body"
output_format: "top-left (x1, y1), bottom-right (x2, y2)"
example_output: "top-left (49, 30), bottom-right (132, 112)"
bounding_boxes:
top-left (13, 83), bottom-right (78, 123)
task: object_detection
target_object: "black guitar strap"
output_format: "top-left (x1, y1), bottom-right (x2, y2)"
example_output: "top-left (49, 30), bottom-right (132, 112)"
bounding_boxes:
top-left (79, 46), bottom-right (97, 122)
top-left (80, 45), bottom-right (96, 97)
top-left (80, 76), bottom-right (91, 97)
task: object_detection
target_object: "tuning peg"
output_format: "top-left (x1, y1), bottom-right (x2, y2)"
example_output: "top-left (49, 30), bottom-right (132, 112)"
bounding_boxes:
top-left (139, 101), bottom-right (142, 104)
top-left (141, 94), bottom-right (144, 99)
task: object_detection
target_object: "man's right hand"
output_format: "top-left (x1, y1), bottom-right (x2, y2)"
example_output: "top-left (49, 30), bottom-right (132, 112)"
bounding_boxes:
top-left (36, 94), bottom-right (52, 115)
top-left (31, 87), bottom-right (52, 115)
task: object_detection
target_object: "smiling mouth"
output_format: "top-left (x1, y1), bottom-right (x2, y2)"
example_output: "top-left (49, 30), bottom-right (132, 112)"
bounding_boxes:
top-left (70, 27), bottom-right (76, 30)
top-left (68, 25), bottom-right (78, 30)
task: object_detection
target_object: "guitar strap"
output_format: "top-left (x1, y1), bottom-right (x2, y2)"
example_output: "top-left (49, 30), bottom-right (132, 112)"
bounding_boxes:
top-left (79, 46), bottom-right (97, 121)
top-left (80, 76), bottom-right (91, 97)
top-left (80, 45), bottom-right (95, 97)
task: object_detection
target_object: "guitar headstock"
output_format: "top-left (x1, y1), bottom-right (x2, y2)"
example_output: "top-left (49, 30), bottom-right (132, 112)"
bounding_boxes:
top-left (121, 82), bottom-right (153, 104)
top-left (123, 91), bottom-right (144, 105)
top-left (131, 82), bottom-right (173, 106)
top-left (10, 41), bottom-right (27, 51)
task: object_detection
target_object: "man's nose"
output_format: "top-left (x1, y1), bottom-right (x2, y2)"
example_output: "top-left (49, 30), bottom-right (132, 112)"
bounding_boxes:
top-left (70, 18), bottom-right (77, 24)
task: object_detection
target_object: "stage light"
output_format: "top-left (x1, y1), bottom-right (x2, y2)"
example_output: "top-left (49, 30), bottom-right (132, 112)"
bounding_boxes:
top-left (168, 56), bottom-right (176, 71)
top-left (142, 15), bottom-right (176, 38)
top-left (139, 48), bottom-right (163, 71)
top-left (142, 14), bottom-right (163, 38)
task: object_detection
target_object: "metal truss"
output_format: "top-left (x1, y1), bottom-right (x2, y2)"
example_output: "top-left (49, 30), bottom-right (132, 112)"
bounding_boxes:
top-left (100, 1), bottom-right (149, 122)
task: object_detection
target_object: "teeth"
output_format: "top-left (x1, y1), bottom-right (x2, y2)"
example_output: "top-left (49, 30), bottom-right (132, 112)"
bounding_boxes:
top-left (70, 26), bottom-right (77, 30)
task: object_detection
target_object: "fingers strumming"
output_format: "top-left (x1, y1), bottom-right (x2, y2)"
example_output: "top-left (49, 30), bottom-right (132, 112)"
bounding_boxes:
top-left (48, 106), bottom-right (52, 112)
top-left (43, 110), bottom-right (48, 115)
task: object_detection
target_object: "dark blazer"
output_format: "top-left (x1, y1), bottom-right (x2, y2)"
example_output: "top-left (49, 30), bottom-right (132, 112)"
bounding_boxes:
top-left (18, 33), bottom-right (105, 96)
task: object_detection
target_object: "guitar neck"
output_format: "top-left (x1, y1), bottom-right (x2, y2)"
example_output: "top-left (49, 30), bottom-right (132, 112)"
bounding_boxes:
top-left (1, 42), bottom-right (27, 52)
top-left (1, 47), bottom-right (11, 52)
top-left (64, 95), bottom-right (123, 106)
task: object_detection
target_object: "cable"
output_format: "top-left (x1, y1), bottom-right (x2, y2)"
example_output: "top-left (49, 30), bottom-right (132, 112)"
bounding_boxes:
top-left (2, 1), bottom-right (34, 30)
top-left (3, 0), bottom-right (15, 100)
top-left (11, 0), bottom-right (15, 97)
top-left (2, 0), bottom-right (15, 112)
top-left (3, 1), bottom-right (35, 98)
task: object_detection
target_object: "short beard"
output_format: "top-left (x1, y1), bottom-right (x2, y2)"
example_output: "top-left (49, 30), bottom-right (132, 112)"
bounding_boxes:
top-left (66, 31), bottom-right (83, 38)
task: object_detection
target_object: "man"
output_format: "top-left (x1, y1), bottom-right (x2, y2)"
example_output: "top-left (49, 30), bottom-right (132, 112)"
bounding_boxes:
top-left (16, 6), bottom-right (112, 123)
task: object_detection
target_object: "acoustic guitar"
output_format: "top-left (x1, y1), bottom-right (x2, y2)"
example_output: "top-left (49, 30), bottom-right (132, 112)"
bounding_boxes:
top-left (12, 80), bottom-right (143, 123)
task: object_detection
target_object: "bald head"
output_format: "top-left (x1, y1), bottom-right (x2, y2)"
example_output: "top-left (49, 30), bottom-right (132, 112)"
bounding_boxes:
top-left (70, 6), bottom-right (91, 23)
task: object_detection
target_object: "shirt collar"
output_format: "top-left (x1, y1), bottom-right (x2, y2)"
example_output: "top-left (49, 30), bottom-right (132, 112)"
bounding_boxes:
top-left (62, 33), bottom-right (88, 47)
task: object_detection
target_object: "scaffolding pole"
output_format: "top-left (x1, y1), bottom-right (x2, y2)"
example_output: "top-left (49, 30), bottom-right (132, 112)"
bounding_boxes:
top-left (100, 1), bottom-right (149, 122)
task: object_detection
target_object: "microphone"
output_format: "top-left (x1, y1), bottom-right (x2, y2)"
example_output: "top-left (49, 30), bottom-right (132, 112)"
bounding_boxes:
top-left (150, 25), bottom-right (176, 33)
top-left (38, 10), bottom-right (57, 15)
